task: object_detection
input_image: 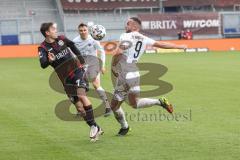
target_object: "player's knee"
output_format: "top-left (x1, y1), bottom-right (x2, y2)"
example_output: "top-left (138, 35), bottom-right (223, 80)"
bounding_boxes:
top-left (128, 98), bottom-right (138, 109)
top-left (93, 84), bottom-right (99, 90)
top-left (92, 80), bottom-right (100, 89)
top-left (110, 102), bottom-right (117, 111)
top-left (129, 101), bottom-right (137, 109)
top-left (77, 94), bottom-right (91, 106)
top-left (128, 93), bottom-right (138, 109)
top-left (77, 109), bottom-right (86, 117)
top-left (75, 101), bottom-right (86, 116)
top-left (78, 95), bottom-right (86, 102)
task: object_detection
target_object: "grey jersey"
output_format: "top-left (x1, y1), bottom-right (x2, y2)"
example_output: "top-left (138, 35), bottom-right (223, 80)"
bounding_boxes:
top-left (73, 35), bottom-right (106, 67)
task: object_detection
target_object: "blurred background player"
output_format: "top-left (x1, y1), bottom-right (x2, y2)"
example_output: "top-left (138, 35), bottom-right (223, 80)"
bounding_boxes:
top-left (111, 17), bottom-right (187, 136)
top-left (73, 23), bottom-right (111, 117)
top-left (38, 22), bottom-right (103, 142)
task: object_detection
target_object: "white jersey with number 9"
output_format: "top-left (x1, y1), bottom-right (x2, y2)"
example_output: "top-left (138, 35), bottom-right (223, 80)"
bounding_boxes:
top-left (119, 31), bottom-right (156, 63)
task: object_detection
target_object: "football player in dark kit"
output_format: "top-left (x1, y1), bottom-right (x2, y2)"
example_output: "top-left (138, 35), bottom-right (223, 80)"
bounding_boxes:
top-left (38, 22), bottom-right (103, 142)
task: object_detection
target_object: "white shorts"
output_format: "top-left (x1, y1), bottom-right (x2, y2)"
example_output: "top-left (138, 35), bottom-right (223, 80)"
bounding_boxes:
top-left (113, 71), bottom-right (140, 101)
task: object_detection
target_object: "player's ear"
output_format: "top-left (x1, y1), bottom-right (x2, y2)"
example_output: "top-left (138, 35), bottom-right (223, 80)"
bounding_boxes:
top-left (133, 23), bottom-right (139, 30)
top-left (45, 30), bottom-right (50, 37)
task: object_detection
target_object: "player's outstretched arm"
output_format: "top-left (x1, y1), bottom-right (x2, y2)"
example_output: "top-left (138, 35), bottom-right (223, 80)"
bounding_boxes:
top-left (153, 41), bottom-right (187, 50)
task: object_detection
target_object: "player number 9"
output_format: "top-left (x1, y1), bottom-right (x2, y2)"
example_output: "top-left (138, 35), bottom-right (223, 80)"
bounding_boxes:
top-left (134, 41), bottom-right (142, 58)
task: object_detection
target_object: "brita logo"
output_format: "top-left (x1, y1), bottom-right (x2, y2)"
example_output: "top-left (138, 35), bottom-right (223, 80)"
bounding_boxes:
top-left (142, 21), bottom-right (177, 30)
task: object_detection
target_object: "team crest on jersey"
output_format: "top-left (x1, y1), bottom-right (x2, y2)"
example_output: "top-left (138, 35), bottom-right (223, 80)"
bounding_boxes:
top-left (58, 40), bottom-right (64, 46)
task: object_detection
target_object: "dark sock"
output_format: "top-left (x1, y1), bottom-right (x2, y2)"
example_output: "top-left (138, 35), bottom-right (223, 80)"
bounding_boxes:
top-left (83, 105), bottom-right (97, 127)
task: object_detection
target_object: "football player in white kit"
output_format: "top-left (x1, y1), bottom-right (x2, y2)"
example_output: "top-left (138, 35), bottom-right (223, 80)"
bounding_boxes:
top-left (111, 17), bottom-right (187, 135)
top-left (73, 23), bottom-right (111, 116)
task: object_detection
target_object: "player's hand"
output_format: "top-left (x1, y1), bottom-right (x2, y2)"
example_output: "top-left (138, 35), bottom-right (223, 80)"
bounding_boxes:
top-left (48, 52), bottom-right (56, 62)
top-left (101, 67), bottom-right (106, 75)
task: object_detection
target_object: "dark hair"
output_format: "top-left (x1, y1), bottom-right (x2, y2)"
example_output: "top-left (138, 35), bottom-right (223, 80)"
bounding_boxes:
top-left (78, 23), bottom-right (88, 29)
top-left (40, 22), bottom-right (54, 37)
top-left (130, 17), bottom-right (142, 26)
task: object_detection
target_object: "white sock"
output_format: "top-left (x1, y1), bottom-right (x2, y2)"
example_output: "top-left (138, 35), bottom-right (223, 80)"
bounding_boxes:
top-left (96, 86), bottom-right (110, 109)
top-left (136, 98), bottom-right (160, 109)
top-left (113, 107), bottom-right (128, 129)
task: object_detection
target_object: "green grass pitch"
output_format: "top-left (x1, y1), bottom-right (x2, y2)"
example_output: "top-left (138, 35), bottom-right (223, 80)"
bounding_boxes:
top-left (0, 52), bottom-right (239, 160)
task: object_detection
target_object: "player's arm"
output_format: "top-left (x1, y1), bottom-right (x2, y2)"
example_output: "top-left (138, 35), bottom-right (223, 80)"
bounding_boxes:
top-left (153, 41), bottom-right (187, 50)
top-left (64, 36), bottom-right (85, 64)
top-left (95, 41), bottom-right (106, 74)
top-left (111, 44), bottom-right (124, 67)
top-left (38, 47), bottom-right (49, 69)
top-left (111, 43), bottom-right (126, 77)
top-left (38, 47), bottom-right (56, 68)
top-left (144, 35), bottom-right (187, 50)
top-left (111, 33), bottom-right (129, 76)
top-left (112, 33), bottom-right (127, 66)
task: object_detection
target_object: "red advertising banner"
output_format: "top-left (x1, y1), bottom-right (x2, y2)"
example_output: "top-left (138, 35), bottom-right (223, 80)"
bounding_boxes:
top-left (138, 13), bottom-right (220, 36)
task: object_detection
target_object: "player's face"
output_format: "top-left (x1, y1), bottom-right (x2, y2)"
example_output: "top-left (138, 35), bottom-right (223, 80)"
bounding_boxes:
top-left (79, 26), bottom-right (88, 39)
top-left (125, 19), bottom-right (134, 33)
top-left (46, 24), bottom-right (58, 39)
top-left (125, 19), bottom-right (138, 33)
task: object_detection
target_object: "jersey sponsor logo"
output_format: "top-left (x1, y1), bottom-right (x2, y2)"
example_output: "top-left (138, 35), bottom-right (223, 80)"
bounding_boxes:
top-left (55, 48), bottom-right (70, 60)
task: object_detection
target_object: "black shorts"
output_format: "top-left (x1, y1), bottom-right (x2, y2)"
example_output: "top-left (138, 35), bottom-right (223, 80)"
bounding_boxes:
top-left (64, 68), bottom-right (89, 103)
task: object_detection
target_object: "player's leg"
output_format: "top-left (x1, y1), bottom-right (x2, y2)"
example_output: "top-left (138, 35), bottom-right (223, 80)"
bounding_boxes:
top-left (76, 88), bottom-right (103, 141)
top-left (68, 88), bottom-right (103, 141)
top-left (110, 98), bottom-right (130, 136)
top-left (128, 92), bottom-right (173, 113)
top-left (92, 74), bottom-right (111, 117)
top-left (123, 63), bottom-right (173, 113)
top-left (74, 99), bottom-right (85, 116)
top-left (74, 67), bottom-right (103, 141)
top-left (125, 69), bottom-right (173, 113)
top-left (111, 82), bottom-right (131, 136)
top-left (86, 59), bottom-right (112, 116)
top-left (110, 65), bottom-right (131, 135)
top-left (126, 73), bottom-right (162, 109)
